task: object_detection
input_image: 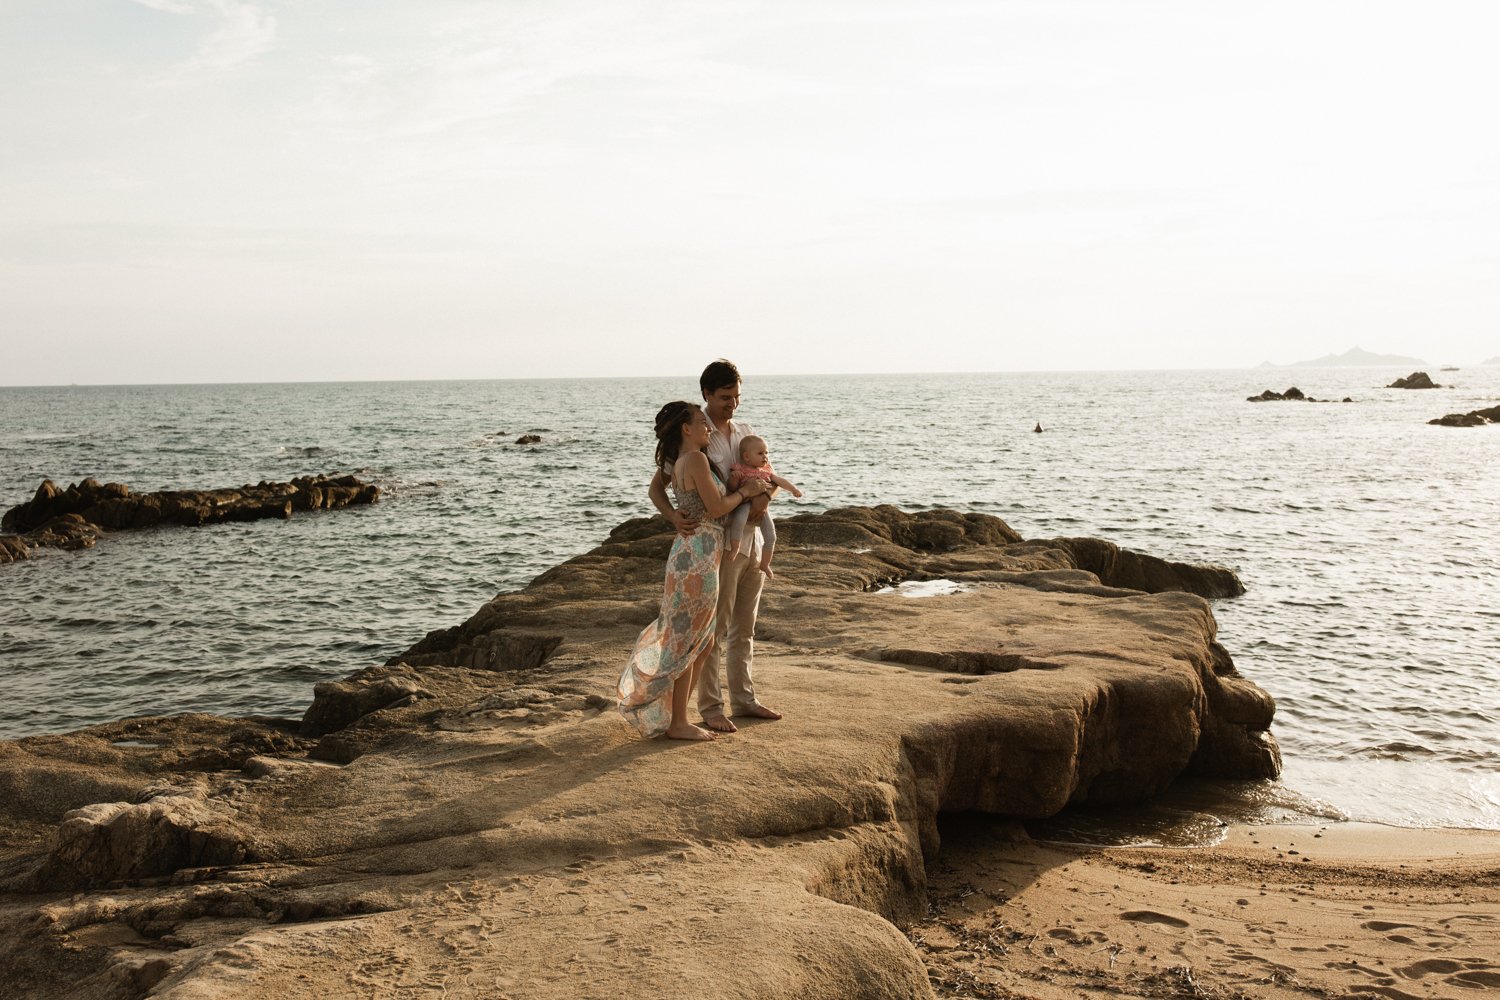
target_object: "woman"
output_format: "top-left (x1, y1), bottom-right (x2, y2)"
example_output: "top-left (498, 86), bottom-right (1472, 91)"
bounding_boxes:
top-left (617, 401), bottom-right (768, 741)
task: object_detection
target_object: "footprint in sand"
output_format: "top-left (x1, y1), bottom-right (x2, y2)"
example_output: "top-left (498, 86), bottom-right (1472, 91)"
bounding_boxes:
top-left (1339, 987), bottom-right (1424, 1000)
top-left (1393, 956), bottom-right (1500, 991)
top-left (1394, 958), bottom-right (1465, 979)
top-left (1326, 959), bottom-right (1394, 984)
top-left (1361, 919), bottom-right (1461, 950)
top-left (1120, 910), bottom-right (1189, 928)
top-left (1450, 970), bottom-right (1500, 988)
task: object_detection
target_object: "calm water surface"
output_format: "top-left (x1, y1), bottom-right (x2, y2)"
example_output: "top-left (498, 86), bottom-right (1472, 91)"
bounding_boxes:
top-left (1, 369), bottom-right (1496, 829)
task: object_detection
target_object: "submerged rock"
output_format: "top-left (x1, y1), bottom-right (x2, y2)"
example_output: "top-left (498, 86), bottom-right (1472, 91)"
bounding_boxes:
top-left (0, 506), bottom-right (1278, 999)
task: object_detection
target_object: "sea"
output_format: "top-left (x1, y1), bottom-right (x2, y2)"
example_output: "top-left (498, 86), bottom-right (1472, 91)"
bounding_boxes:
top-left (1, 369), bottom-right (1497, 832)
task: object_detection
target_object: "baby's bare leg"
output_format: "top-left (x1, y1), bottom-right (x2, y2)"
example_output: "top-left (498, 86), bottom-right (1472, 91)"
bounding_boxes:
top-left (725, 500), bottom-right (750, 558)
top-left (757, 511), bottom-right (777, 578)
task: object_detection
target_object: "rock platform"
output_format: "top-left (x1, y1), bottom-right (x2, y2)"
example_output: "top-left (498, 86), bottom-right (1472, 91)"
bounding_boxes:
top-left (0, 506), bottom-right (1278, 999)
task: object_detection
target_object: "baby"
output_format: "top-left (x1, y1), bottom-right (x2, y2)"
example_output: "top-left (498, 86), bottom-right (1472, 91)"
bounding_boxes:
top-left (726, 434), bottom-right (803, 578)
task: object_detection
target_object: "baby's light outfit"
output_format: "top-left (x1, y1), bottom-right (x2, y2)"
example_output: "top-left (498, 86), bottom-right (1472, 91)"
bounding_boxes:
top-left (727, 462), bottom-right (777, 560)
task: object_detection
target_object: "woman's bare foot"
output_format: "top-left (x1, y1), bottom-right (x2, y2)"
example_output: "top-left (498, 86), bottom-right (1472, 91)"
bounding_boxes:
top-left (701, 715), bottom-right (737, 733)
top-left (665, 722), bottom-right (716, 741)
top-left (736, 703), bottom-right (783, 721)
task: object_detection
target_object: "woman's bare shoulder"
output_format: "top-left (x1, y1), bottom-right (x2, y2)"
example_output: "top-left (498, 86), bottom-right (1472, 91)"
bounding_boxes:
top-left (675, 450), bottom-right (711, 483)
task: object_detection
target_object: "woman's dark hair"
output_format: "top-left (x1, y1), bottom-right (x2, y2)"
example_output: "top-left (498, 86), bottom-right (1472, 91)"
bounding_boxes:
top-left (654, 400), bottom-right (699, 473)
top-left (699, 359), bottom-right (740, 396)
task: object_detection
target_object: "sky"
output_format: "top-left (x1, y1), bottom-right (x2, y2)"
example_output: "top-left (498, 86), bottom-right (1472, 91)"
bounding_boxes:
top-left (3, 0), bottom-right (1499, 385)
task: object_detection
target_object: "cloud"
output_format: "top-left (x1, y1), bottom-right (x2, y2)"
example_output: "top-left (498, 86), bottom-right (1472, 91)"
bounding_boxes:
top-left (128, 0), bottom-right (198, 12)
top-left (138, 0), bottom-right (277, 79)
top-left (184, 1), bottom-right (277, 72)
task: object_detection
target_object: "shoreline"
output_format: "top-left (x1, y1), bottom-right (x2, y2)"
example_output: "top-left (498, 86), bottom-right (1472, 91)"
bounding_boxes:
top-left (916, 818), bottom-right (1500, 999)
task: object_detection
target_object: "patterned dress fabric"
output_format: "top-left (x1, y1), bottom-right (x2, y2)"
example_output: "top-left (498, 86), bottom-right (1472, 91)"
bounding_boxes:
top-left (617, 480), bottom-right (724, 736)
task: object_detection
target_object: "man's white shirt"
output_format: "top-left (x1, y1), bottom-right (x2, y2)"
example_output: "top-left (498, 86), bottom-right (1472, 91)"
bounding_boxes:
top-left (702, 406), bottom-right (762, 560)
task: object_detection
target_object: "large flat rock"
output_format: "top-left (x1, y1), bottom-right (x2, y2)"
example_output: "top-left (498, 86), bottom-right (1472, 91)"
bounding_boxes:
top-left (0, 507), bottom-right (1278, 998)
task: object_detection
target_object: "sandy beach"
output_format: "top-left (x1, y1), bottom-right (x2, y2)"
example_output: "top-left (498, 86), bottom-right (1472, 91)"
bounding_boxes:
top-left (914, 819), bottom-right (1500, 999)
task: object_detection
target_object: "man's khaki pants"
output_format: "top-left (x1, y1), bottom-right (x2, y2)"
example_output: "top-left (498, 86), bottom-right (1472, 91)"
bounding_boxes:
top-left (698, 550), bottom-right (764, 718)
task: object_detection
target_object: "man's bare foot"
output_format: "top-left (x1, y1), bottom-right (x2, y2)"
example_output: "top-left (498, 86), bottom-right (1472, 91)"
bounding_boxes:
top-left (736, 703), bottom-right (782, 721)
top-left (701, 715), bottom-right (737, 733)
top-left (665, 722), bottom-right (716, 741)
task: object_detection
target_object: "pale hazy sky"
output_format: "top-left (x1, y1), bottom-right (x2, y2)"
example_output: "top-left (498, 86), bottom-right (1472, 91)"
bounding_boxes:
top-left (4, 0), bottom-right (1499, 385)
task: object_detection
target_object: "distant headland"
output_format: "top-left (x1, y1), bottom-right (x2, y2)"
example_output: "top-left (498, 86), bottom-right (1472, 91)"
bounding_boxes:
top-left (1258, 346), bottom-right (1425, 368)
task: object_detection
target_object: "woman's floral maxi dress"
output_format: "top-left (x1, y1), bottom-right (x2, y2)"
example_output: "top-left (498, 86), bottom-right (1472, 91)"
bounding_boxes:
top-left (617, 482), bottom-right (722, 736)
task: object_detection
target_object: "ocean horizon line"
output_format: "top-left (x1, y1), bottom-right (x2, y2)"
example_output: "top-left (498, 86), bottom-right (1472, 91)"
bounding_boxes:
top-left (4, 361), bottom-right (1482, 391)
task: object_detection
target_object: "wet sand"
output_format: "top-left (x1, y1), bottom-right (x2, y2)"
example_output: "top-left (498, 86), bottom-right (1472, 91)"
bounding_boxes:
top-left (912, 819), bottom-right (1500, 999)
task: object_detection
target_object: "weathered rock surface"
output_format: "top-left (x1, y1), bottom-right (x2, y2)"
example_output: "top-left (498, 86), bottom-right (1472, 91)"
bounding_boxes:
top-left (0, 506), bottom-right (1277, 999)
top-left (0, 474), bottom-right (379, 562)
top-left (300, 665), bottom-right (436, 738)
top-left (1428, 403), bottom-right (1500, 427)
top-left (1388, 371), bottom-right (1441, 389)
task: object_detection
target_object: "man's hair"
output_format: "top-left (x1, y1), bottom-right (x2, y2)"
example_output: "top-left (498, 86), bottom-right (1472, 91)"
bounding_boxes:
top-left (700, 359), bottom-right (741, 396)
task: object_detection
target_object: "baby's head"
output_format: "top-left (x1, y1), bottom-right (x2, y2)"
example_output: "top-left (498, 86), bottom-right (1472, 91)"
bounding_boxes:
top-left (739, 435), bottom-right (769, 468)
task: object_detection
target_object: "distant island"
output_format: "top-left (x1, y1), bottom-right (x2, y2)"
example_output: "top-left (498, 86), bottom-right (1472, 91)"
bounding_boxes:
top-left (1258, 345), bottom-right (1426, 368)
top-left (1484, 355), bottom-right (1500, 366)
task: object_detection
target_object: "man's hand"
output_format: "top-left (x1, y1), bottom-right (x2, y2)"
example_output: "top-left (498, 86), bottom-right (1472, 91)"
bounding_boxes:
top-left (668, 508), bottom-right (700, 537)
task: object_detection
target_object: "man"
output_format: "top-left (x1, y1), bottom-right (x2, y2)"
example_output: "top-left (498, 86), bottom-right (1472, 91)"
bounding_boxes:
top-left (648, 359), bottom-right (783, 734)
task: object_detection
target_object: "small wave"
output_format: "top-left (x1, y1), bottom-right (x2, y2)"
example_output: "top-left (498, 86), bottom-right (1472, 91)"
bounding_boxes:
top-left (55, 616), bottom-right (124, 630)
top-left (1348, 740), bottom-right (1437, 760)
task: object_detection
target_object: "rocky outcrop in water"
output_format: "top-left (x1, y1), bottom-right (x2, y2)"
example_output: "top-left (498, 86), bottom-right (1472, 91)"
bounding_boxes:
top-left (1387, 371), bottom-right (1441, 389)
top-left (1248, 386), bottom-right (1309, 401)
top-left (1246, 387), bottom-right (1352, 403)
top-left (1428, 404), bottom-right (1500, 427)
top-left (0, 506), bottom-right (1277, 999)
top-left (0, 474), bottom-right (379, 562)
